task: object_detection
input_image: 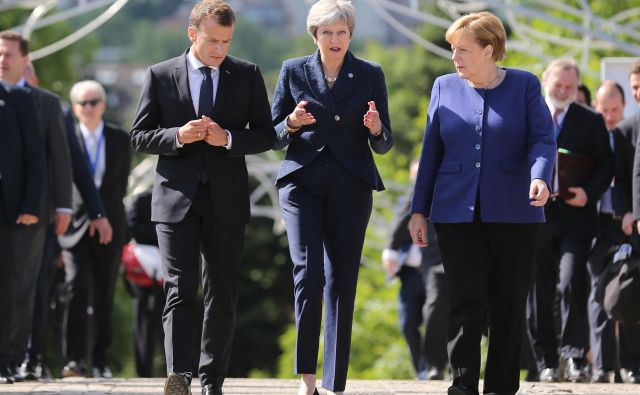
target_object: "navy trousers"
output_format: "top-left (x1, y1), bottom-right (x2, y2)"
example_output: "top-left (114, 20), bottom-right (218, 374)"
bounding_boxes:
top-left (278, 150), bottom-right (372, 392)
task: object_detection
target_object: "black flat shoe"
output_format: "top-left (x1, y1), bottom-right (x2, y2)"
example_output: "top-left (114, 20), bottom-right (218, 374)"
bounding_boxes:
top-left (313, 389), bottom-right (320, 395)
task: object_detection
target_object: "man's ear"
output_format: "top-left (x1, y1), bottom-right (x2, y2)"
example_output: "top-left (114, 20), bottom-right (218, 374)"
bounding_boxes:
top-left (187, 26), bottom-right (197, 44)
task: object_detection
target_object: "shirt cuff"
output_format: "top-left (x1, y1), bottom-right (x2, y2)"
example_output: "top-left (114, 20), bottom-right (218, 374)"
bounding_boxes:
top-left (224, 130), bottom-right (232, 150)
top-left (381, 248), bottom-right (399, 261)
top-left (55, 208), bottom-right (73, 214)
top-left (175, 131), bottom-right (184, 148)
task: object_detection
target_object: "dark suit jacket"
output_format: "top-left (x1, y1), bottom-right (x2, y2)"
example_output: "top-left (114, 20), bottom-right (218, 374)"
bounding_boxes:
top-left (58, 123), bottom-right (131, 251)
top-left (0, 82), bottom-right (44, 221)
top-left (621, 113), bottom-right (640, 220)
top-left (271, 50), bottom-right (393, 191)
top-left (547, 102), bottom-right (613, 239)
top-left (126, 190), bottom-right (157, 246)
top-left (611, 125), bottom-right (635, 218)
top-left (62, 107), bottom-right (106, 219)
top-left (23, 83), bottom-right (73, 223)
top-left (130, 50), bottom-right (276, 224)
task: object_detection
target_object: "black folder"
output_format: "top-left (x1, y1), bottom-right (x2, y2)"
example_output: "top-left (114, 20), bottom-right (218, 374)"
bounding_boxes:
top-left (557, 149), bottom-right (594, 200)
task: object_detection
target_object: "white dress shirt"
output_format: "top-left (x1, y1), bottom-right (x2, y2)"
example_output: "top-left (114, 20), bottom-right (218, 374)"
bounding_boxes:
top-left (80, 121), bottom-right (106, 188)
top-left (175, 47), bottom-right (232, 150)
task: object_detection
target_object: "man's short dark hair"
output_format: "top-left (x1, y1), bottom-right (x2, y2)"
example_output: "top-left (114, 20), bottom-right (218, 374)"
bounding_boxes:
top-left (0, 30), bottom-right (29, 56)
top-left (631, 59), bottom-right (640, 77)
top-left (189, 1), bottom-right (235, 29)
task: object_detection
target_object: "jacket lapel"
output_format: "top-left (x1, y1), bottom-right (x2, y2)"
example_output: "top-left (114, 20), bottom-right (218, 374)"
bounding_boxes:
top-left (102, 126), bottom-right (113, 189)
top-left (212, 56), bottom-right (231, 118)
top-left (304, 50), bottom-right (336, 112)
top-left (173, 50), bottom-right (197, 119)
top-left (330, 51), bottom-right (356, 106)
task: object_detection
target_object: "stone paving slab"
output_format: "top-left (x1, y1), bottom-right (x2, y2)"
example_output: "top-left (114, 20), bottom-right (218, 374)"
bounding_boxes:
top-left (1, 378), bottom-right (639, 394)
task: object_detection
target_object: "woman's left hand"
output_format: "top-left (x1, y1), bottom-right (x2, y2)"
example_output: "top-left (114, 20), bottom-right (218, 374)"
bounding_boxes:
top-left (529, 179), bottom-right (550, 206)
top-left (363, 101), bottom-right (382, 136)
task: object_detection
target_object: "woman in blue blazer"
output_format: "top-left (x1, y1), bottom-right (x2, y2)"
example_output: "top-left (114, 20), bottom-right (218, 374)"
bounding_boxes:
top-left (271, 1), bottom-right (392, 394)
top-left (409, 12), bottom-right (556, 395)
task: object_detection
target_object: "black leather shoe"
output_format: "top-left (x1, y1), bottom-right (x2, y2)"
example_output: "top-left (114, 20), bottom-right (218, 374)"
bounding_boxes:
top-left (61, 360), bottom-right (87, 378)
top-left (164, 372), bottom-right (192, 395)
top-left (591, 369), bottom-right (610, 383)
top-left (524, 368), bottom-right (539, 382)
top-left (0, 365), bottom-right (14, 384)
top-left (21, 360), bottom-right (42, 381)
top-left (92, 365), bottom-right (113, 378)
top-left (626, 369), bottom-right (640, 384)
top-left (447, 385), bottom-right (477, 395)
top-left (425, 367), bottom-right (444, 380)
top-left (538, 368), bottom-right (560, 383)
top-left (201, 384), bottom-right (223, 395)
top-left (564, 358), bottom-right (588, 382)
top-left (313, 389), bottom-right (319, 395)
top-left (9, 365), bottom-right (25, 382)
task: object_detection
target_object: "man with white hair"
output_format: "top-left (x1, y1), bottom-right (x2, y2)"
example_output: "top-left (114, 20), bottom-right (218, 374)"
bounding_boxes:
top-left (526, 58), bottom-right (612, 383)
top-left (58, 80), bottom-right (131, 379)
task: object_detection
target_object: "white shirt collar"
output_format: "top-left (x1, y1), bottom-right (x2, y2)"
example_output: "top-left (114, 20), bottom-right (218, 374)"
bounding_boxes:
top-left (187, 47), bottom-right (219, 73)
top-left (80, 120), bottom-right (105, 141)
top-left (16, 78), bottom-right (26, 87)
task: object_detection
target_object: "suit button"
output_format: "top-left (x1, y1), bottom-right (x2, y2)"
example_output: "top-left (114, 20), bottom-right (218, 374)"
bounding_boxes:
top-left (335, 115), bottom-right (341, 121)
top-left (476, 109), bottom-right (483, 115)
top-left (475, 162), bottom-right (481, 168)
top-left (475, 125), bottom-right (481, 131)
top-left (475, 144), bottom-right (481, 150)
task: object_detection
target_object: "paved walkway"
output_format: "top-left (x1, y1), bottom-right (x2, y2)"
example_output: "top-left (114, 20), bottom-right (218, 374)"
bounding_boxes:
top-left (1, 378), bottom-right (640, 395)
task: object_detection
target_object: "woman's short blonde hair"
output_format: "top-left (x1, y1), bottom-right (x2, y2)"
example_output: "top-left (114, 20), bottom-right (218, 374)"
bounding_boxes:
top-left (445, 11), bottom-right (507, 61)
top-left (307, 0), bottom-right (355, 39)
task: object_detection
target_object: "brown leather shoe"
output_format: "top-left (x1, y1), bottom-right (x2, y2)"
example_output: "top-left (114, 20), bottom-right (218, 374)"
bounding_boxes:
top-left (164, 372), bottom-right (192, 395)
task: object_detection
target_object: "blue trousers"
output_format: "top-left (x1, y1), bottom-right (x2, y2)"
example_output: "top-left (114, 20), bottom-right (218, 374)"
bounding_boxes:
top-left (278, 150), bottom-right (372, 392)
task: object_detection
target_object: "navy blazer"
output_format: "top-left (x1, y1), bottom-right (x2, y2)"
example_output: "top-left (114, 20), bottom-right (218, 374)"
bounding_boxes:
top-left (272, 50), bottom-right (393, 191)
top-left (0, 82), bottom-right (44, 220)
top-left (411, 69), bottom-right (556, 223)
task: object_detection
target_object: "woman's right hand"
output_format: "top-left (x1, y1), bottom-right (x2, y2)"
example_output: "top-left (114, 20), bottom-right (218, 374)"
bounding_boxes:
top-left (287, 101), bottom-right (316, 131)
top-left (409, 213), bottom-right (429, 247)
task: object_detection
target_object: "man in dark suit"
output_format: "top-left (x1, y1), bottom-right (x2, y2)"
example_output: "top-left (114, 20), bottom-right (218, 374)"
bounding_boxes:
top-left (585, 80), bottom-right (632, 382)
top-left (0, 31), bottom-right (74, 381)
top-left (526, 58), bottom-right (613, 383)
top-left (18, 63), bottom-right (113, 381)
top-left (58, 80), bottom-right (131, 379)
top-left (620, 59), bottom-right (640, 383)
top-left (0, 81), bottom-right (44, 384)
top-left (130, 2), bottom-right (275, 394)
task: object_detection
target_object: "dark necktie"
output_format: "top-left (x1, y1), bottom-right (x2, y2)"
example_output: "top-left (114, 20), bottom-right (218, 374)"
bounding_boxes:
top-left (198, 66), bottom-right (214, 119)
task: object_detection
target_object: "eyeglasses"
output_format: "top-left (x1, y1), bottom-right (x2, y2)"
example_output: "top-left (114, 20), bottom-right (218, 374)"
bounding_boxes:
top-left (75, 98), bottom-right (102, 107)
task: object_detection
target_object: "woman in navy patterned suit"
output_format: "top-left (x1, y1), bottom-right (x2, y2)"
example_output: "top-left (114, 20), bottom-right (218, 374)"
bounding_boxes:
top-left (271, 1), bottom-right (392, 394)
top-left (409, 12), bottom-right (556, 395)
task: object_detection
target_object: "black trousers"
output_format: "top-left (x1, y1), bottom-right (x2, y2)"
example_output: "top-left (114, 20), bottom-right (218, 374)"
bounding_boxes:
top-left (586, 214), bottom-right (622, 371)
top-left (423, 264), bottom-right (448, 372)
top-left (129, 282), bottom-right (165, 377)
top-left (62, 230), bottom-right (121, 367)
top-left (435, 221), bottom-right (538, 395)
top-left (0, 183), bottom-right (16, 367)
top-left (156, 182), bottom-right (245, 389)
top-left (526, 220), bottom-right (591, 371)
top-left (10, 219), bottom-right (46, 365)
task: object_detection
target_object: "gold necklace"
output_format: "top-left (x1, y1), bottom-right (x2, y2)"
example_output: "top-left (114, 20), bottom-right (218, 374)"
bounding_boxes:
top-left (469, 67), bottom-right (502, 89)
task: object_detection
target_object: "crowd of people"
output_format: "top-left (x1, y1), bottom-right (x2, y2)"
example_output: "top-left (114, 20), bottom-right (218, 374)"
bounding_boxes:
top-left (1, 1), bottom-right (640, 395)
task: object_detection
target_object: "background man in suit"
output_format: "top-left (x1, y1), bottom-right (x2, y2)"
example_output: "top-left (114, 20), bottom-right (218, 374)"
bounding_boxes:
top-left (0, 81), bottom-right (44, 384)
top-left (620, 58), bottom-right (640, 383)
top-left (526, 58), bottom-right (612, 383)
top-left (129, 1), bottom-right (275, 394)
top-left (586, 80), bottom-right (631, 382)
top-left (17, 63), bottom-right (113, 381)
top-left (382, 161), bottom-right (447, 381)
top-left (0, 31), bottom-right (73, 381)
top-left (58, 80), bottom-right (131, 379)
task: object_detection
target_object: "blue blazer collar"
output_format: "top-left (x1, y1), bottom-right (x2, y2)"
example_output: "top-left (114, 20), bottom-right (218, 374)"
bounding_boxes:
top-left (304, 50), bottom-right (357, 111)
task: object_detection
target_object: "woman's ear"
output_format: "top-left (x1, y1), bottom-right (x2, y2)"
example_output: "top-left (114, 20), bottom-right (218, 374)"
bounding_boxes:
top-left (484, 45), bottom-right (494, 58)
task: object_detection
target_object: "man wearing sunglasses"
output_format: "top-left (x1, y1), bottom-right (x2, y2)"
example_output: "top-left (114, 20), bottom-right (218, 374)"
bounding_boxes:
top-left (57, 80), bottom-right (131, 379)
